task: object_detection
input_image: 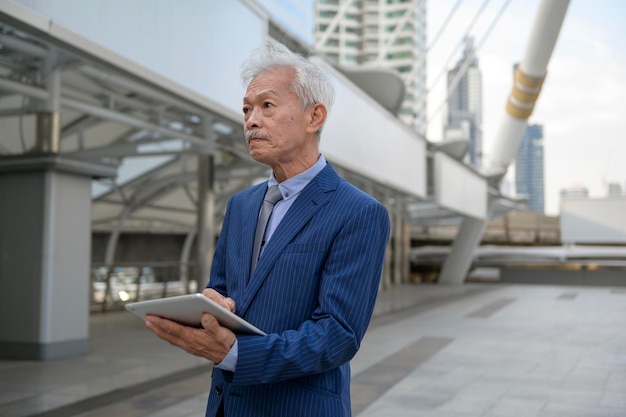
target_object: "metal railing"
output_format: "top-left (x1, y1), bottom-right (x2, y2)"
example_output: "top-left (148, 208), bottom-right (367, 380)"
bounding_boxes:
top-left (90, 262), bottom-right (201, 312)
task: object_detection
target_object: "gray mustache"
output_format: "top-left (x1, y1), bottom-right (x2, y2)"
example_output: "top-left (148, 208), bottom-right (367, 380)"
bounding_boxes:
top-left (246, 131), bottom-right (269, 142)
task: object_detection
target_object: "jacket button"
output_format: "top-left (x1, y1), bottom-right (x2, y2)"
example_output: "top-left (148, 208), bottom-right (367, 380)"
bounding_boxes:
top-left (215, 385), bottom-right (223, 395)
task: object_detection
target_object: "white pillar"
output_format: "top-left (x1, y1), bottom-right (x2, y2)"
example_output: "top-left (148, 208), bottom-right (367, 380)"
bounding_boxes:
top-left (0, 156), bottom-right (115, 360)
top-left (393, 203), bottom-right (403, 285)
top-left (482, 0), bottom-right (570, 177)
top-left (403, 221), bottom-right (411, 283)
top-left (382, 203), bottom-right (393, 290)
top-left (438, 216), bottom-right (486, 285)
top-left (196, 154), bottom-right (215, 290)
top-left (180, 229), bottom-right (197, 292)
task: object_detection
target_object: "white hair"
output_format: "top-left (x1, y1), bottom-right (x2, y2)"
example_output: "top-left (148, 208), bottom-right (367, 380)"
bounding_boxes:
top-left (241, 41), bottom-right (335, 115)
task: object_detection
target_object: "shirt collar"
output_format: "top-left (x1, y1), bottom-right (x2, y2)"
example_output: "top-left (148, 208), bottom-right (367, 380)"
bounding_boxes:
top-left (268, 154), bottom-right (327, 201)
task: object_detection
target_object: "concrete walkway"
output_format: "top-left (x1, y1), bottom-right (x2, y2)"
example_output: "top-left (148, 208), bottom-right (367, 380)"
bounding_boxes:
top-left (1, 283), bottom-right (625, 417)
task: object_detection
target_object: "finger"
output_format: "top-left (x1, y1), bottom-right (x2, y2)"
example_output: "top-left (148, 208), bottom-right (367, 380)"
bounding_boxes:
top-left (198, 315), bottom-right (237, 359)
top-left (145, 316), bottom-right (181, 341)
top-left (224, 297), bottom-right (236, 312)
top-left (201, 288), bottom-right (215, 298)
top-left (204, 290), bottom-right (234, 311)
top-left (201, 314), bottom-right (236, 345)
top-left (201, 313), bottom-right (220, 332)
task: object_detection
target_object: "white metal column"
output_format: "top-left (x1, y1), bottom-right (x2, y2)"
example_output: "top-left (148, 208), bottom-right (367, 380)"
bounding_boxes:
top-left (196, 154), bottom-right (215, 290)
top-left (438, 216), bottom-right (486, 285)
top-left (439, 0), bottom-right (571, 285)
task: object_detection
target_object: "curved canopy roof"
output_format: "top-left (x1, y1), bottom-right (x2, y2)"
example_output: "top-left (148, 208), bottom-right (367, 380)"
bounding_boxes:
top-left (0, 2), bottom-right (522, 236)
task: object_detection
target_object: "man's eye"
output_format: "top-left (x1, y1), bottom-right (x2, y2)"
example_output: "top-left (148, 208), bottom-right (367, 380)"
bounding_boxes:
top-left (243, 107), bottom-right (250, 114)
top-left (263, 102), bottom-right (273, 108)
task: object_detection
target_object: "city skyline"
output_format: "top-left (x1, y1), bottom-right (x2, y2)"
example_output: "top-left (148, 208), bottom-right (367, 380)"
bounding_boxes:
top-left (259, 0), bottom-right (626, 215)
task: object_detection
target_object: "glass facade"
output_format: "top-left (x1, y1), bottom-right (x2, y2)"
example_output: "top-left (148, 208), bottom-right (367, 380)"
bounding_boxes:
top-left (515, 124), bottom-right (545, 213)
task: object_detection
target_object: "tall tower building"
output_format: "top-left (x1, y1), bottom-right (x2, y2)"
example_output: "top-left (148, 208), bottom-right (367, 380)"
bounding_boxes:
top-left (314, 0), bottom-right (427, 135)
top-left (607, 182), bottom-right (623, 197)
top-left (560, 185), bottom-right (588, 199)
top-left (515, 124), bottom-right (545, 212)
top-left (444, 37), bottom-right (483, 167)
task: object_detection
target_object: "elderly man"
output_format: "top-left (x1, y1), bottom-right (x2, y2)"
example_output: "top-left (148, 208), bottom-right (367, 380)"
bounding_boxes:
top-left (146, 41), bottom-right (390, 417)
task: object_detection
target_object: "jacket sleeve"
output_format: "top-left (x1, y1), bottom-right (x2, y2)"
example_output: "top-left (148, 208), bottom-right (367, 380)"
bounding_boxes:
top-left (230, 200), bottom-right (390, 385)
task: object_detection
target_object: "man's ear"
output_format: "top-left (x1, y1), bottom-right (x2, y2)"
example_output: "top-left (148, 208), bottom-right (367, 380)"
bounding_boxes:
top-left (306, 103), bottom-right (327, 134)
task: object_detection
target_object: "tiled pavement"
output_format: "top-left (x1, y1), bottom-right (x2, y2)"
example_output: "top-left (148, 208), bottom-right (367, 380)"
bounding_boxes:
top-left (1, 282), bottom-right (625, 417)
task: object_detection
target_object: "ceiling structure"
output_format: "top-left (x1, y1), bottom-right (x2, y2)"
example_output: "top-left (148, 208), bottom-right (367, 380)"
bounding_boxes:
top-left (0, 6), bottom-right (523, 237)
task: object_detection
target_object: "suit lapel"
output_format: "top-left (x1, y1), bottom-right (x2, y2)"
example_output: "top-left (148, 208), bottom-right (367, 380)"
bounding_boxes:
top-left (237, 164), bottom-right (339, 316)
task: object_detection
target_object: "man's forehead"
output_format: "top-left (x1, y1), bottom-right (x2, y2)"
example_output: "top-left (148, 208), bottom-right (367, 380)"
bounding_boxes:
top-left (244, 68), bottom-right (296, 101)
top-left (243, 88), bottom-right (281, 103)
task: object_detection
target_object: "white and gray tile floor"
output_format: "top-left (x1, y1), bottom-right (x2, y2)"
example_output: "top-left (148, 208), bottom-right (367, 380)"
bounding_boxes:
top-left (1, 282), bottom-right (625, 417)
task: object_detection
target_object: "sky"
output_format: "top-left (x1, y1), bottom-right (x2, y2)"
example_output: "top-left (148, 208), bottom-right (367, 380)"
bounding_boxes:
top-left (257, 0), bottom-right (626, 216)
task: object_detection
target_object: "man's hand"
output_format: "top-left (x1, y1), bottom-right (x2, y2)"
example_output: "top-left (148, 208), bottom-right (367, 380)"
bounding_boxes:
top-left (144, 292), bottom-right (237, 363)
top-left (202, 288), bottom-right (236, 313)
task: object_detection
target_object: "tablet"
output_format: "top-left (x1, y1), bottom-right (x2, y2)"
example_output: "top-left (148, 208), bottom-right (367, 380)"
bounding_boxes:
top-left (125, 293), bottom-right (266, 336)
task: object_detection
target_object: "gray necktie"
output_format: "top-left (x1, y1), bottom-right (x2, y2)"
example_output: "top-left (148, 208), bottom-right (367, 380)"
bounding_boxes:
top-left (251, 185), bottom-right (283, 273)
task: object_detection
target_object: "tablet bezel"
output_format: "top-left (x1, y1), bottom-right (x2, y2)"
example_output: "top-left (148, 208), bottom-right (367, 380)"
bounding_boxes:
top-left (125, 293), bottom-right (266, 336)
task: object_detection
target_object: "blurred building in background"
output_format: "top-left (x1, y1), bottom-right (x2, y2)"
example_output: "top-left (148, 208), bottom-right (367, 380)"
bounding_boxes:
top-left (560, 185), bottom-right (589, 199)
top-left (607, 182), bottom-right (623, 197)
top-left (314, 0), bottom-right (427, 135)
top-left (515, 123), bottom-right (545, 212)
top-left (443, 37), bottom-right (483, 168)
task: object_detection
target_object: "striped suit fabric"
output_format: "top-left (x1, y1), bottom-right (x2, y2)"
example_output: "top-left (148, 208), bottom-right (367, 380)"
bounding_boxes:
top-left (205, 162), bottom-right (390, 417)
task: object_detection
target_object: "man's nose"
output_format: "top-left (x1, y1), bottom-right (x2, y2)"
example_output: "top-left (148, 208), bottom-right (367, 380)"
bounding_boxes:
top-left (245, 108), bottom-right (261, 129)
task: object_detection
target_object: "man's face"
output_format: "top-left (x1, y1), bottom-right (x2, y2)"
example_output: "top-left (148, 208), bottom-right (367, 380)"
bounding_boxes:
top-left (243, 67), bottom-right (315, 168)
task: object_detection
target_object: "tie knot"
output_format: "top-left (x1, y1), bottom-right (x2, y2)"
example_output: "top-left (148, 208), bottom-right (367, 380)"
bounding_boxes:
top-left (264, 185), bottom-right (283, 205)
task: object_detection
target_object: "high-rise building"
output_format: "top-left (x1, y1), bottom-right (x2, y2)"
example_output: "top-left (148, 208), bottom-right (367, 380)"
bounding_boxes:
top-left (444, 37), bottom-right (482, 167)
top-left (560, 185), bottom-right (589, 199)
top-left (515, 124), bottom-right (545, 212)
top-left (313, 0), bottom-right (427, 135)
top-left (607, 182), bottom-right (623, 197)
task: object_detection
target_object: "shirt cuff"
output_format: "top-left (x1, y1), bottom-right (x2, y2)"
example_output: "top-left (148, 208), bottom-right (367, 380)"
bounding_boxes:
top-left (215, 338), bottom-right (238, 372)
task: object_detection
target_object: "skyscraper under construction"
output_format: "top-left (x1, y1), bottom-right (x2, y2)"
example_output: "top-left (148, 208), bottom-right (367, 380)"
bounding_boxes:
top-left (314, 0), bottom-right (427, 136)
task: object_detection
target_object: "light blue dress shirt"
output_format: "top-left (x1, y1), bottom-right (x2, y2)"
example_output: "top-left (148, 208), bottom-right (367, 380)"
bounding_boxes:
top-left (217, 154), bottom-right (327, 371)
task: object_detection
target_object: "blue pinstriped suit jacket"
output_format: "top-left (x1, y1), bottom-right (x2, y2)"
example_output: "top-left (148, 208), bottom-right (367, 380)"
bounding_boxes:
top-left (205, 163), bottom-right (390, 417)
